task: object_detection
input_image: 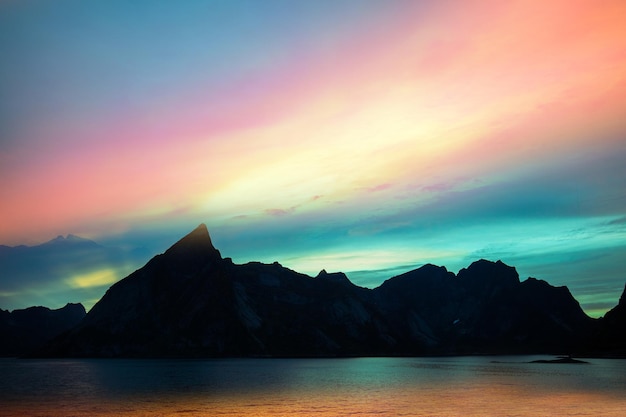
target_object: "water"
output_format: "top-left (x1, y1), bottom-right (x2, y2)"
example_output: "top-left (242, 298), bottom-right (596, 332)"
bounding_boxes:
top-left (1, 356), bottom-right (625, 416)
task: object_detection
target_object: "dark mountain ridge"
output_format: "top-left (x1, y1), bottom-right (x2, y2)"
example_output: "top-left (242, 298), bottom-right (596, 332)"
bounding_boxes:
top-left (586, 283), bottom-right (626, 357)
top-left (0, 303), bottom-right (85, 356)
top-left (29, 224), bottom-right (624, 357)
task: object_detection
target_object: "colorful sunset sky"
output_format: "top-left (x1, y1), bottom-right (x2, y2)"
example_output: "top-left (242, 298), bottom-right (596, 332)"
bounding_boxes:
top-left (1, 0), bottom-right (625, 317)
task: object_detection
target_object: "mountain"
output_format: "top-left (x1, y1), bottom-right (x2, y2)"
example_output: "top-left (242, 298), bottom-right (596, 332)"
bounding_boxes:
top-left (41, 234), bottom-right (100, 247)
top-left (587, 284), bottom-right (626, 357)
top-left (36, 224), bottom-right (608, 358)
top-left (0, 233), bottom-right (150, 312)
top-left (373, 260), bottom-right (596, 354)
top-left (0, 303), bottom-right (86, 356)
top-left (39, 225), bottom-right (392, 357)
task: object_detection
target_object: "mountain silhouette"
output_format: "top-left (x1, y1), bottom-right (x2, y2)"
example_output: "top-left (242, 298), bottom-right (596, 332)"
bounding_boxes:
top-left (0, 233), bottom-right (151, 311)
top-left (33, 224), bottom-right (623, 357)
top-left (587, 284), bottom-right (626, 357)
top-left (0, 303), bottom-right (85, 356)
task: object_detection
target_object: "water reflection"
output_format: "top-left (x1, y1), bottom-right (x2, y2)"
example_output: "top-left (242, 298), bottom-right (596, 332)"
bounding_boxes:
top-left (1, 356), bottom-right (626, 416)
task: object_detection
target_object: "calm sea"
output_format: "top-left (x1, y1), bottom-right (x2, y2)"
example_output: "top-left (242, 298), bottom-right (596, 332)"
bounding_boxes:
top-left (1, 356), bottom-right (625, 416)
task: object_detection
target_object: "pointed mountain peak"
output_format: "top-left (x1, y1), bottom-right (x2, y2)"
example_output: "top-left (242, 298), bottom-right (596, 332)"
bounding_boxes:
top-left (164, 223), bottom-right (221, 262)
top-left (183, 223), bottom-right (210, 242)
top-left (316, 269), bottom-right (353, 286)
top-left (43, 235), bottom-right (73, 245)
top-left (42, 234), bottom-right (99, 247)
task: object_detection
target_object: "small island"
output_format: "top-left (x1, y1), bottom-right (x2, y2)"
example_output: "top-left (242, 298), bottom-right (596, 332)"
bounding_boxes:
top-left (530, 356), bottom-right (589, 364)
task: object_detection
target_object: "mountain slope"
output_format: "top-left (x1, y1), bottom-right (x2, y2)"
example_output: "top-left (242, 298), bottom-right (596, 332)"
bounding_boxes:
top-left (589, 284), bottom-right (626, 357)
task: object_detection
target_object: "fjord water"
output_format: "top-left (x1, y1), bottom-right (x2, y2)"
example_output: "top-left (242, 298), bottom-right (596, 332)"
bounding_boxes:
top-left (2, 357), bottom-right (625, 416)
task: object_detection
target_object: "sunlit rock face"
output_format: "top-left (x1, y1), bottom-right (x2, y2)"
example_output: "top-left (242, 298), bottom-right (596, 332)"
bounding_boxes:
top-left (0, 303), bottom-right (86, 356)
top-left (34, 225), bottom-right (617, 357)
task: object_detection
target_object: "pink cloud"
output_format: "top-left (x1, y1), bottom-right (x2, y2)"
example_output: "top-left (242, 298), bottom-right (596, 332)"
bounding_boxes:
top-left (366, 184), bottom-right (392, 193)
top-left (265, 207), bottom-right (297, 217)
top-left (422, 182), bottom-right (455, 193)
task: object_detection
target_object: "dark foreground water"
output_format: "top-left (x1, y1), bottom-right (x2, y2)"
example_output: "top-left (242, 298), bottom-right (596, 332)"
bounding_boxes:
top-left (1, 356), bottom-right (625, 416)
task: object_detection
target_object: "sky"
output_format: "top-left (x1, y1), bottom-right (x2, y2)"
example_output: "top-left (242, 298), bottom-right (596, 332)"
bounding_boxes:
top-left (1, 0), bottom-right (625, 317)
